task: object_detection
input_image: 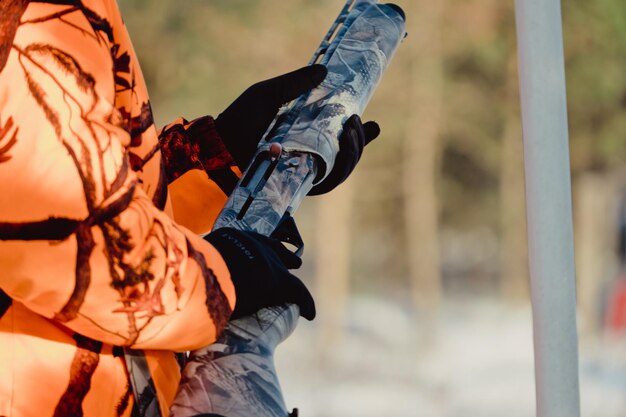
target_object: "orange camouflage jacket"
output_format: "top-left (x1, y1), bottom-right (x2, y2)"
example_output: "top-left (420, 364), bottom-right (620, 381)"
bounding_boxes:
top-left (0, 0), bottom-right (241, 416)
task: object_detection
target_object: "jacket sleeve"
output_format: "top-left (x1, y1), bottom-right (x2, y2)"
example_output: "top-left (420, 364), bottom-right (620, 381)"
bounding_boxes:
top-left (158, 116), bottom-right (243, 235)
top-left (0, 0), bottom-right (235, 351)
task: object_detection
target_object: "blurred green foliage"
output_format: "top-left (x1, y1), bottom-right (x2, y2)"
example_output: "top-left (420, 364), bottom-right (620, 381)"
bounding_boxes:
top-left (564, 0), bottom-right (626, 170)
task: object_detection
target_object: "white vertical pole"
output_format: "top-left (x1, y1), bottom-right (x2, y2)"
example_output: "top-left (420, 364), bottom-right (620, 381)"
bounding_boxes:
top-left (514, 1), bottom-right (581, 416)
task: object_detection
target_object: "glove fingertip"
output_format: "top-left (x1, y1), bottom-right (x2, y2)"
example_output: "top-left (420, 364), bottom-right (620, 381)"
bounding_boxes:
top-left (363, 121), bottom-right (381, 145)
top-left (285, 253), bottom-right (303, 269)
top-left (309, 64), bottom-right (328, 86)
top-left (302, 303), bottom-right (316, 321)
top-left (298, 291), bottom-right (316, 320)
top-left (287, 275), bottom-right (316, 320)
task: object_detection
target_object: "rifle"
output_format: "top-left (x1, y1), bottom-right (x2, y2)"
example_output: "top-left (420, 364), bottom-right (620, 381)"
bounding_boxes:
top-left (170, 2), bottom-right (406, 416)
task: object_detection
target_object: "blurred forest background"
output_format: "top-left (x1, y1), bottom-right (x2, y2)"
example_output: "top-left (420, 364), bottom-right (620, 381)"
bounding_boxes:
top-left (118, 0), bottom-right (626, 415)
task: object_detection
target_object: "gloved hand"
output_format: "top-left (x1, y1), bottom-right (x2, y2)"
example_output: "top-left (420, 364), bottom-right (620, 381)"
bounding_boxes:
top-left (214, 66), bottom-right (381, 194)
top-left (308, 114), bottom-right (380, 195)
top-left (204, 228), bottom-right (315, 320)
top-left (215, 65), bottom-right (327, 169)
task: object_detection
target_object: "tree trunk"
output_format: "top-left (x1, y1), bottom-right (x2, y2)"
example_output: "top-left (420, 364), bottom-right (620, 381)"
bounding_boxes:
top-left (403, 0), bottom-right (444, 313)
top-left (314, 181), bottom-right (354, 364)
top-left (499, 54), bottom-right (530, 303)
top-left (574, 173), bottom-right (617, 335)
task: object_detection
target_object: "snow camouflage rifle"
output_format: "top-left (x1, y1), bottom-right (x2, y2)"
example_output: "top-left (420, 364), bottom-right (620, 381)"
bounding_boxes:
top-left (167, 1), bottom-right (407, 416)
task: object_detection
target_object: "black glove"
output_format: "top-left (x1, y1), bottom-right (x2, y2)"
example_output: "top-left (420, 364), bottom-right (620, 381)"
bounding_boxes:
top-left (215, 65), bottom-right (328, 168)
top-left (215, 65), bottom-right (380, 195)
top-left (205, 228), bottom-right (315, 320)
top-left (308, 114), bottom-right (380, 196)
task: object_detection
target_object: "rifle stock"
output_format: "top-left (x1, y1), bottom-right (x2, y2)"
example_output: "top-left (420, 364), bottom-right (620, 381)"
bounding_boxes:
top-left (170, 2), bottom-right (406, 416)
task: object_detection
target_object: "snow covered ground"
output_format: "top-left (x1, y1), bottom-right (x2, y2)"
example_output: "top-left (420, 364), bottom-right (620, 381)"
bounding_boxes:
top-left (276, 296), bottom-right (626, 417)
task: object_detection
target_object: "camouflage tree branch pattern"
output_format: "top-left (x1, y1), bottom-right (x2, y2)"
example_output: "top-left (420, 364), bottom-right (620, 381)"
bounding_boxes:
top-left (212, 0), bottom-right (406, 236)
top-left (171, 305), bottom-right (300, 417)
top-left (0, 1), bottom-right (241, 415)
